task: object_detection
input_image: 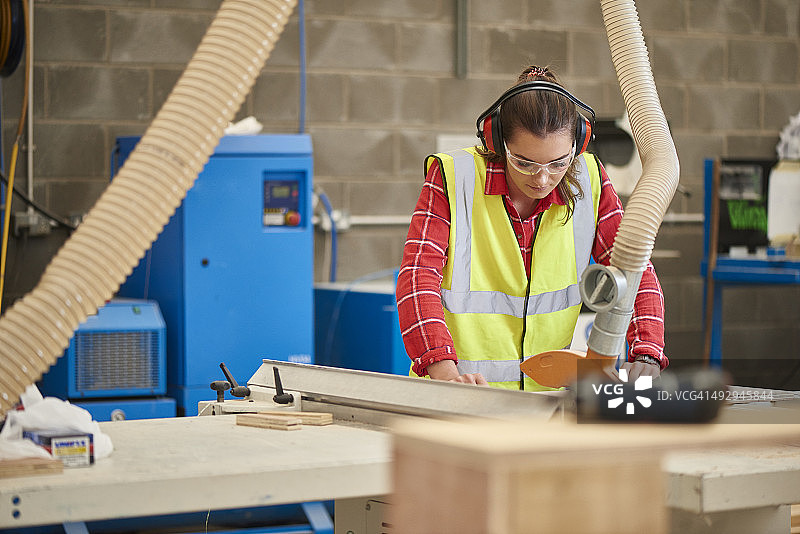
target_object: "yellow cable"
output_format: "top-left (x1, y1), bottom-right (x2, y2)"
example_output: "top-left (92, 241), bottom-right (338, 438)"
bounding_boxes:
top-left (0, 0), bottom-right (28, 315)
top-left (0, 142), bottom-right (19, 312)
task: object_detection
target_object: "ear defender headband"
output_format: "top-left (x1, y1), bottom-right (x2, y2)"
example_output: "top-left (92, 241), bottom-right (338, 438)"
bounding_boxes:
top-left (476, 80), bottom-right (596, 157)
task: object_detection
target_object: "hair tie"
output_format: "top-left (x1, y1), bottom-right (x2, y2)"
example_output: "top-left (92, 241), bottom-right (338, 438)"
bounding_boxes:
top-left (527, 66), bottom-right (548, 78)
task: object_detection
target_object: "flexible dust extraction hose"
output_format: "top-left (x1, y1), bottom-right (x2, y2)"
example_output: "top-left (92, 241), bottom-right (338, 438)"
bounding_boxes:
top-left (585, 0), bottom-right (680, 358)
top-left (0, 0), bottom-right (297, 416)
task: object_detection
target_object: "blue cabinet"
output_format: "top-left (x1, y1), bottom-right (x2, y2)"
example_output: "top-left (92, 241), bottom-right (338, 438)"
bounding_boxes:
top-left (314, 279), bottom-right (410, 376)
top-left (117, 135), bottom-right (314, 415)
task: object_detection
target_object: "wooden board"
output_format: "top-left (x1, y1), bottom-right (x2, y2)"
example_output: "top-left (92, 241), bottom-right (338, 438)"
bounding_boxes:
top-left (257, 410), bottom-right (333, 426)
top-left (0, 457), bottom-right (63, 478)
top-left (236, 413), bottom-right (302, 431)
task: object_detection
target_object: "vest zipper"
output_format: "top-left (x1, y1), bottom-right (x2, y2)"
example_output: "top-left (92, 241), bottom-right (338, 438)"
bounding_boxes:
top-left (519, 212), bottom-right (543, 390)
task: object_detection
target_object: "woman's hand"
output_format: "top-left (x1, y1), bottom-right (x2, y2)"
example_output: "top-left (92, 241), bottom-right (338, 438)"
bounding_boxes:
top-left (426, 360), bottom-right (489, 386)
top-left (619, 359), bottom-right (661, 381)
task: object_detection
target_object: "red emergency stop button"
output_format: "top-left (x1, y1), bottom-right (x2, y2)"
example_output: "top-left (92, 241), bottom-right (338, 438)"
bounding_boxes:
top-left (285, 210), bottom-right (301, 226)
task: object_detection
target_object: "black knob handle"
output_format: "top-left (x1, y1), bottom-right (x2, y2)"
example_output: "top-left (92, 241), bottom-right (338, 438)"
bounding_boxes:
top-left (210, 380), bottom-right (230, 403)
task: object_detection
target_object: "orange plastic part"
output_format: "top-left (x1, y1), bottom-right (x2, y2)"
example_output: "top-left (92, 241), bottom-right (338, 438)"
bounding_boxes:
top-left (521, 348), bottom-right (619, 388)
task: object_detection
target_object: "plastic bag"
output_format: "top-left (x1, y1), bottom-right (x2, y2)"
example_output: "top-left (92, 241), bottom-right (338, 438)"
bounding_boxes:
top-left (224, 116), bottom-right (263, 135)
top-left (0, 385), bottom-right (113, 461)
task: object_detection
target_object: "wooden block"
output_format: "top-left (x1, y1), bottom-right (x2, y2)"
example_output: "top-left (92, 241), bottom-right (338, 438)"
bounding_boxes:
top-left (257, 410), bottom-right (333, 426)
top-left (0, 457), bottom-right (63, 478)
top-left (390, 418), bottom-right (800, 534)
top-left (393, 439), bottom-right (661, 534)
top-left (236, 413), bottom-right (302, 431)
top-left (791, 504), bottom-right (800, 533)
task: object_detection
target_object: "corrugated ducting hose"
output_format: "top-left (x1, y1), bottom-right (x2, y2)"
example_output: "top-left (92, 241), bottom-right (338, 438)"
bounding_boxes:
top-left (586, 0), bottom-right (680, 358)
top-left (0, 0), bottom-right (297, 416)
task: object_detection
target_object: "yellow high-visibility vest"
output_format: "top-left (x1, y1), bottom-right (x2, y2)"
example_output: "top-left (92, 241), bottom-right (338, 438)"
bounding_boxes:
top-left (429, 147), bottom-right (601, 390)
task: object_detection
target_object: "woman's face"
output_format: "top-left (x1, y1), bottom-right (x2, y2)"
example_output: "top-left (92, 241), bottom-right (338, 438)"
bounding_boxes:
top-left (503, 128), bottom-right (574, 203)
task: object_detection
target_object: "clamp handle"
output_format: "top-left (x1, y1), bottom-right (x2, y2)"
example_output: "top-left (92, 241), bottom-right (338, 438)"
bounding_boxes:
top-left (272, 367), bottom-right (294, 405)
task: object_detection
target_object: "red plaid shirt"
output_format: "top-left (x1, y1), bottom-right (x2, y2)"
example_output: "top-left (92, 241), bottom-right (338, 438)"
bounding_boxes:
top-left (396, 155), bottom-right (667, 377)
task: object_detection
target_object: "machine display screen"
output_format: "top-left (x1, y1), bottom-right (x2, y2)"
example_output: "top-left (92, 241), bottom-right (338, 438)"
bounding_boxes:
top-left (263, 177), bottom-right (302, 227)
top-left (271, 185), bottom-right (291, 199)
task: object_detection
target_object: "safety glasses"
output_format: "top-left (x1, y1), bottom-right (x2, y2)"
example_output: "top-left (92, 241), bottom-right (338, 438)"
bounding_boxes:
top-left (503, 141), bottom-right (575, 176)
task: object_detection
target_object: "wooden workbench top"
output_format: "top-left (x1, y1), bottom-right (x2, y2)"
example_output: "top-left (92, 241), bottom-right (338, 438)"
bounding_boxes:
top-left (0, 415), bottom-right (392, 528)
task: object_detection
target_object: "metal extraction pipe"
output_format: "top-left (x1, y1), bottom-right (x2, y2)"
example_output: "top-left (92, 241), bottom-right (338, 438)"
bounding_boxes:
top-left (0, 0), bottom-right (297, 416)
top-left (582, 0), bottom-right (680, 359)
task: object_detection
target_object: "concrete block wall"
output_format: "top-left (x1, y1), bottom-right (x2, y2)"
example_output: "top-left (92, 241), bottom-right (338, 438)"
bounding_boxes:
top-left (1, 0), bottom-right (798, 375)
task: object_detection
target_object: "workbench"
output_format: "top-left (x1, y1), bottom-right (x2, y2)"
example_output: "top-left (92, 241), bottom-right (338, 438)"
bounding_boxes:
top-left (1, 361), bottom-right (799, 533)
top-left (2, 415), bottom-right (799, 533)
top-left (665, 445), bottom-right (800, 533)
top-left (0, 415), bottom-right (391, 532)
top-left (701, 254), bottom-right (800, 366)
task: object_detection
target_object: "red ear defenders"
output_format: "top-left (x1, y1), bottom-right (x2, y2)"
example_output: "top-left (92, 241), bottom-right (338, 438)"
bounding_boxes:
top-left (476, 80), bottom-right (596, 156)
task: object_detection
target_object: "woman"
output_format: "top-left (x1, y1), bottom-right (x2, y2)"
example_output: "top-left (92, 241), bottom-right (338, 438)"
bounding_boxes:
top-left (396, 65), bottom-right (666, 390)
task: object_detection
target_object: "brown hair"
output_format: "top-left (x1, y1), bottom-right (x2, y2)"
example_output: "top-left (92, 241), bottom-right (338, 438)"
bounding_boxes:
top-left (478, 65), bottom-right (584, 222)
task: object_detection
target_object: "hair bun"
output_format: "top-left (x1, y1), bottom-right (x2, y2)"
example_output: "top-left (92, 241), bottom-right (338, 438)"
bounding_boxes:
top-left (528, 66), bottom-right (549, 77)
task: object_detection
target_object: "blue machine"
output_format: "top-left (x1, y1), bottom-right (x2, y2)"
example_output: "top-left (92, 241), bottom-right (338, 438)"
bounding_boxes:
top-left (116, 134), bottom-right (314, 415)
top-left (39, 298), bottom-right (176, 421)
top-left (314, 278), bottom-right (409, 376)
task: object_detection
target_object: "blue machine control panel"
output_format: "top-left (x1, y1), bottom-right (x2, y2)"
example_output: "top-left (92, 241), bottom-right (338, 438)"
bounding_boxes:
top-left (264, 177), bottom-right (302, 227)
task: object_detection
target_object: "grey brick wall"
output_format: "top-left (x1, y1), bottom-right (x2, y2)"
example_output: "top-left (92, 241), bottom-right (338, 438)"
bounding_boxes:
top-left (2, 0), bottom-right (798, 375)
